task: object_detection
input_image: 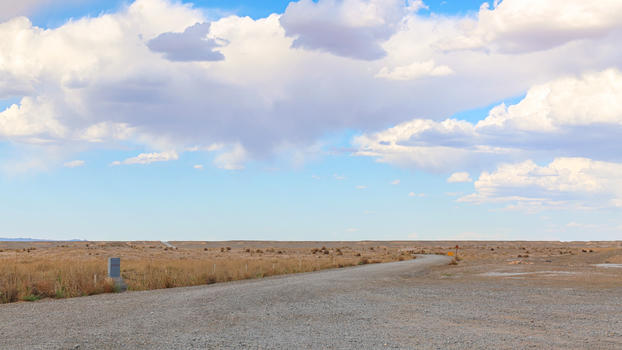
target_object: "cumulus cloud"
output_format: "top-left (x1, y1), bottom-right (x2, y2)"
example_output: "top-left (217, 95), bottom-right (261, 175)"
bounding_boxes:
top-left (63, 160), bottom-right (85, 168)
top-left (460, 158), bottom-right (622, 209)
top-left (280, 0), bottom-right (424, 60)
top-left (1, 0), bottom-right (622, 172)
top-left (147, 22), bottom-right (225, 62)
top-left (0, 97), bottom-right (66, 141)
top-left (112, 150), bottom-right (178, 165)
top-left (440, 0), bottom-right (622, 53)
top-left (376, 60), bottom-right (453, 80)
top-left (355, 69), bottom-right (622, 172)
top-left (447, 172), bottom-right (471, 183)
top-left (353, 118), bottom-right (484, 172)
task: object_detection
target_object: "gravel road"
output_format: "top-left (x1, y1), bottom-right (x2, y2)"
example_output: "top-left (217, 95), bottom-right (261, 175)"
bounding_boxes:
top-left (2, 254), bottom-right (621, 349)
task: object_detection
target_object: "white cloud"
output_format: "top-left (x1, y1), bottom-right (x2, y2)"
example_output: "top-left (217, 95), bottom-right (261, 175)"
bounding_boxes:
top-left (359, 67), bottom-right (622, 210)
top-left (80, 122), bottom-right (134, 144)
top-left (1, 0), bottom-right (622, 173)
top-left (460, 157), bottom-right (622, 209)
top-left (354, 69), bottom-right (622, 172)
top-left (476, 69), bottom-right (622, 131)
top-left (112, 150), bottom-right (179, 165)
top-left (353, 118), bottom-right (482, 172)
top-left (213, 143), bottom-right (247, 170)
top-left (280, 0), bottom-right (425, 60)
top-left (193, 164), bottom-right (204, 169)
top-left (440, 0), bottom-right (622, 53)
top-left (391, 179), bottom-right (400, 185)
top-left (63, 160), bottom-right (85, 168)
top-left (447, 172), bottom-right (472, 183)
top-left (408, 192), bottom-right (424, 197)
top-left (376, 60), bottom-right (453, 80)
top-left (0, 97), bottom-right (67, 141)
top-left (356, 185), bottom-right (367, 189)
top-left (334, 174), bottom-right (346, 180)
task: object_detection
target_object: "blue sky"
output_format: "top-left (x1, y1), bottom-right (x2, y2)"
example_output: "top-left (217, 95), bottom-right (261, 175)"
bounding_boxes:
top-left (28, 1), bottom-right (489, 27)
top-left (1, 0), bottom-right (622, 241)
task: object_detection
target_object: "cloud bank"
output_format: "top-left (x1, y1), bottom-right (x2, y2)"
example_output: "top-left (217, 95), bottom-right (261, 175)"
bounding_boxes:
top-left (440, 0), bottom-right (622, 53)
top-left (355, 69), bottom-right (622, 209)
top-left (355, 69), bottom-right (622, 172)
top-left (460, 158), bottom-right (622, 210)
top-left (0, 0), bottom-right (621, 197)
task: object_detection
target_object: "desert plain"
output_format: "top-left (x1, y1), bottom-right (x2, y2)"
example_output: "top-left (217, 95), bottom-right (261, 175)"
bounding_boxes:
top-left (1, 240), bottom-right (622, 349)
top-left (2, 240), bottom-right (622, 302)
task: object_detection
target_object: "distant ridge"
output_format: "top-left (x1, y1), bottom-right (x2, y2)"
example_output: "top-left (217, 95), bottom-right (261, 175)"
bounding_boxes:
top-left (0, 238), bottom-right (85, 242)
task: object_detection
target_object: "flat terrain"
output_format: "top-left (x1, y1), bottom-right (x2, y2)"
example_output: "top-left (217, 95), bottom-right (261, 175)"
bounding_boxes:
top-left (2, 251), bottom-right (622, 349)
top-left (1, 241), bottom-right (420, 302)
top-left (1, 241), bottom-right (622, 348)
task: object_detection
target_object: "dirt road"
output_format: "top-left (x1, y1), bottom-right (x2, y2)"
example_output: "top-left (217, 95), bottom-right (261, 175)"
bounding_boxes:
top-left (1, 254), bottom-right (621, 349)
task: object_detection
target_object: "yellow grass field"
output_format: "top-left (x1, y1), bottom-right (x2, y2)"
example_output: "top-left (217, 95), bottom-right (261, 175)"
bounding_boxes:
top-left (0, 241), bottom-right (419, 303)
top-left (2, 240), bottom-right (621, 304)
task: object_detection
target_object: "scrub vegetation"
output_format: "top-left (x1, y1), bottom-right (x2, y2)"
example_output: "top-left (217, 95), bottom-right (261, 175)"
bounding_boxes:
top-left (0, 241), bottom-right (417, 304)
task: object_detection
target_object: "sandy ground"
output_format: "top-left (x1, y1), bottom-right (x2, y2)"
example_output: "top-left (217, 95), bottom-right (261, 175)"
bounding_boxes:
top-left (2, 241), bottom-right (622, 348)
top-left (1, 243), bottom-right (622, 349)
top-left (4, 239), bottom-right (622, 287)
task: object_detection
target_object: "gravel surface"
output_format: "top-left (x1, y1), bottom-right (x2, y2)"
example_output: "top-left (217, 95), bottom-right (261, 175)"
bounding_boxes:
top-left (1, 254), bottom-right (621, 349)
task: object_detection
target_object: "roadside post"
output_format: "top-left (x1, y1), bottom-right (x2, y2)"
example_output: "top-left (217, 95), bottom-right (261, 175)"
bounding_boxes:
top-left (108, 257), bottom-right (120, 278)
top-left (108, 257), bottom-right (127, 292)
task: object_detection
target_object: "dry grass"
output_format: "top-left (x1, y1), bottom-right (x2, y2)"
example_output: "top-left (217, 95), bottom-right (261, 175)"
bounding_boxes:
top-left (5, 240), bottom-right (619, 304)
top-left (0, 254), bottom-right (115, 303)
top-left (0, 241), bottom-right (416, 303)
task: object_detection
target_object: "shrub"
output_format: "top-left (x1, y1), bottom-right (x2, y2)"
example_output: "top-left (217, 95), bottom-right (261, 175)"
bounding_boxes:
top-left (22, 294), bottom-right (40, 302)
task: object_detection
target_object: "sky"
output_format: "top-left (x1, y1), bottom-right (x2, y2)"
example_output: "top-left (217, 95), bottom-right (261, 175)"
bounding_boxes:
top-left (1, 0), bottom-right (622, 241)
